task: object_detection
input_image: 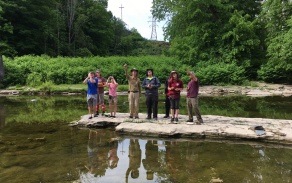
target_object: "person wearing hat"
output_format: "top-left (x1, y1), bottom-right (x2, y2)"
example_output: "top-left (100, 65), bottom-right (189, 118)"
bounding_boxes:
top-left (167, 70), bottom-right (184, 123)
top-left (95, 69), bottom-right (107, 116)
top-left (186, 68), bottom-right (204, 125)
top-left (142, 69), bottom-right (161, 120)
top-left (124, 64), bottom-right (141, 119)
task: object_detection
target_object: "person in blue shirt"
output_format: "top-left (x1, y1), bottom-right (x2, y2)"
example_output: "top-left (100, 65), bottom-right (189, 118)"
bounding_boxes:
top-left (83, 71), bottom-right (98, 119)
top-left (142, 69), bottom-right (161, 120)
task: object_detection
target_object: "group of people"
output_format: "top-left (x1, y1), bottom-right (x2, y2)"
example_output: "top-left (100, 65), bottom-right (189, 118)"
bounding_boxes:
top-left (83, 69), bottom-right (118, 119)
top-left (84, 64), bottom-right (203, 125)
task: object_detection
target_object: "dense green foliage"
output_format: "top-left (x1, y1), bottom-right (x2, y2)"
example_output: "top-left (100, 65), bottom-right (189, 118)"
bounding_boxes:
top-left (2, 55), bottom-right (189, 87)
top-left (152, 0), bottom-right (292, 83)
top-left (0, 0), bottom-right (168, 57)
top-left (1, 0), bottom-right (292, 84)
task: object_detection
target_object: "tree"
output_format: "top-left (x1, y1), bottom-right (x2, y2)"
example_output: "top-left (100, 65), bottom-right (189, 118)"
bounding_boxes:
top-left (258, 0), bottom-right (292, 83)
top-left (152, 0), bottom-right (263, 68)
top-left (0, 1), bottom-right (15, 56)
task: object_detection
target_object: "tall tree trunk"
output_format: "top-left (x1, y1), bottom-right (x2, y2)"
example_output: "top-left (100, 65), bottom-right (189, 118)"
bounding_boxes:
top-left (0, 54), bottom-right (4, 81)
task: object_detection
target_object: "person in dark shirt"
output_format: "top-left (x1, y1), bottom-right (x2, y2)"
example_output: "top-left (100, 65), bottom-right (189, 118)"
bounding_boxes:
top-left (186, 68), bottom-right (203, 125)
top-left (142, 69), bottom-right (161, 120)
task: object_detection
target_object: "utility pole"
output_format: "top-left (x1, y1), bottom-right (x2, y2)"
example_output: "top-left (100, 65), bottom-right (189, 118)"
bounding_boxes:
top-left (119, 4), bottom-right (124, 20)
top-left (149, 17), bottom-right (157, 40)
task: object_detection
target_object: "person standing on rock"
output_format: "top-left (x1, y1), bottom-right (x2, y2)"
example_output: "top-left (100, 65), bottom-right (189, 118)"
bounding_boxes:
top-left (83, 71), bottom-right (98, 119)
top-left (95, 69), bottom-right (107, 117)
top-left (167, 71), bottom-right (183, 123)
top-left (186, 68), bottom-right (203, 125)
top-left (106, 76), bottom-right (118, 118)
top-left (124, 64), bottom-right (141, 119)
top-left (142, 69), bottom-right (161, 120)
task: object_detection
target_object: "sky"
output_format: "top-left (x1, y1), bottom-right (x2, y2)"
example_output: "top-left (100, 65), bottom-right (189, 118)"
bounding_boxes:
top-left (107, 0), bottom-right (166, 41)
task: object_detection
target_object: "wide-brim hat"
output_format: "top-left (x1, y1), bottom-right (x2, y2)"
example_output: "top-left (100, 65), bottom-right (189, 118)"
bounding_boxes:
top-left (131, 68), bottom-right (138, 72)
top-left (170, 70), bottom-right (178, 75)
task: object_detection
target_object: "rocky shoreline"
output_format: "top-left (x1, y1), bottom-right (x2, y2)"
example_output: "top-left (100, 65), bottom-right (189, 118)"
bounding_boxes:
top-left (1, 82), bottom-right (292, 97)
top-left (70, 113), bottom-right (292, 145)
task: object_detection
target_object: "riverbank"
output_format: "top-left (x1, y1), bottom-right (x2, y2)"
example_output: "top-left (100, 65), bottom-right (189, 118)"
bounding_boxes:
top-left (70, 113), bottom-right (292, 145)
top-left (1, 82), bottom-right (292, 96)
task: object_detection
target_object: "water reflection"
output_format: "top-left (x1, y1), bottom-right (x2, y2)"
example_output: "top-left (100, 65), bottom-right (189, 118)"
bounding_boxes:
top-left (78, 130), bottom-right (292, 183)
top-left (0, 105), bottom-right (5, 129)
top-left (126, 139), bottom-right (141, 182)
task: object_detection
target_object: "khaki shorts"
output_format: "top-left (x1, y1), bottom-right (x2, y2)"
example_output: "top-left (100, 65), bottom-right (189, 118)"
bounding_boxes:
top-left (108, 95), bottom-right (118, 104)
top-left (97, 93), bottom-right (104, 104)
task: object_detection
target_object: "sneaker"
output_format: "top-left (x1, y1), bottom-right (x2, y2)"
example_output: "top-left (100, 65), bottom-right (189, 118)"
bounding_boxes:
top-left (175, 118), bottom-right (178, 122)
top-left (112, 116), bottom-right (116, 118)
top-left (102, 112), bottom-right (105, 116)
top-left (187, 122), bottom-right (195, 125)
top-left (89, 116), bottom-right (93, 119)
top-left (129, 116), bottom-right (133, 119)
top-left (95, 111), bottom-right (99, 116)
top-left (153, 118), bottom-right (158, 121)
top-left (135, 117), bottom-right (139, 119)
top-left (163, 115), bottom-right (169, 118)
top-left (170, 118), bottom-right (174, 122)
top-left (199, 119), bottom-right (204, 123)
top-left (186, 119), bottom-right (193, 122)
top-left (146, 117), bottom-right (151, 120)
top-left (94, 114), bottom-right (98, 117)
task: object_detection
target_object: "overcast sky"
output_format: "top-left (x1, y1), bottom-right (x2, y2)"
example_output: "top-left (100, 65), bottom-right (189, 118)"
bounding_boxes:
top-left (107, 0), bottom-right (166, 41)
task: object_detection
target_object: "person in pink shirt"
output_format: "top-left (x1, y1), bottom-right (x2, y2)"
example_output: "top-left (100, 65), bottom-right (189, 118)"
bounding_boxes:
top-left (106, 76), bottom-right (118, 117)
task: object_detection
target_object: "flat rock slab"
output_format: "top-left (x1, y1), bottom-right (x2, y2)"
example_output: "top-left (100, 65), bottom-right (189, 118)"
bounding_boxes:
top-left (70, 113), bottom-right (292, 144)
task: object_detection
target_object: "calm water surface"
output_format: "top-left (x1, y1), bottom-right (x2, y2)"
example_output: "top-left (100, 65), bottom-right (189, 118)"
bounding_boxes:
top-left (0, 95), bottom-right (292, 183)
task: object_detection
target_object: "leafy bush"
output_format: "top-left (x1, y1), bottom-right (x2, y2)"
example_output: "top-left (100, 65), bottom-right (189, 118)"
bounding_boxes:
top-left (195, 62), bottom-right (246, 85)
top-left (258, 61), bottom-right (292, 83)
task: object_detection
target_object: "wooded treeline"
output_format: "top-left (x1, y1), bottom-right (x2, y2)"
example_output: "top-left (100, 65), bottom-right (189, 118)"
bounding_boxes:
top-left (1, 0), bottom-right (292, 85)
top-left (152, 0), bottom-right (292, 83)
top-left (0, 0), bottom-right (168, 57)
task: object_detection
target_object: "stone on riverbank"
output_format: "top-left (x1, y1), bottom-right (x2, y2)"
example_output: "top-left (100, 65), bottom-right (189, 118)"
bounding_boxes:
top-left (70, 113), bottom-right (292, 144)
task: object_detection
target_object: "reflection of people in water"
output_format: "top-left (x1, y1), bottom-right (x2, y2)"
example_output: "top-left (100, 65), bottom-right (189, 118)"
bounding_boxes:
top-left (142, 140), bottom-right (160, 180)
top-left (84, 129), bottom-right (108, 177)
top-left (108, 140), bottom-right (119, 169)
top-left (125, 139), bottom-right (141, 183)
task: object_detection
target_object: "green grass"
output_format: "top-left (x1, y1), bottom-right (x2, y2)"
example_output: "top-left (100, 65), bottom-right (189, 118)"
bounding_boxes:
top-left (4, 84), bottom-right (166, 94)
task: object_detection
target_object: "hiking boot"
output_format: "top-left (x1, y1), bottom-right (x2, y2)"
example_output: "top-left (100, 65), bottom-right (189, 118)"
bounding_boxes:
top-left (163, 115), bottom-right (169, 118)
top-left (186, 119), bottom-right (193, 122)
top-left (199, 119), bottom-right (204, 123)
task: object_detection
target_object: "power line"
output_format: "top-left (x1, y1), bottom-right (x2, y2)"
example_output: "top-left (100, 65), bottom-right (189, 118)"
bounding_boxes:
top-left (119, 4), bottom-right (124, 20)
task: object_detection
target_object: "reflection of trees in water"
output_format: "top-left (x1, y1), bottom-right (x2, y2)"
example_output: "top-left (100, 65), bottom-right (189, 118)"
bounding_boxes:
top-left (125, 139), bottom-right (141, 183)
top-left (0, 105), bottom-right (5, 129)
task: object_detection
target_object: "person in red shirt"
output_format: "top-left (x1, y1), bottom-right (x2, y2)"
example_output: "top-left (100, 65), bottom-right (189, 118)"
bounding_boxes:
top-left (186, 68), bottom-right (203, 125)
top-left (167, 71), bottom-right (183, 123)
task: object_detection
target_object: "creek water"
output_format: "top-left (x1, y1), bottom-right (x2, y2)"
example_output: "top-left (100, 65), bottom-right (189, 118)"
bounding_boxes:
top-left (0, 95), bottom-right (292, 183)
